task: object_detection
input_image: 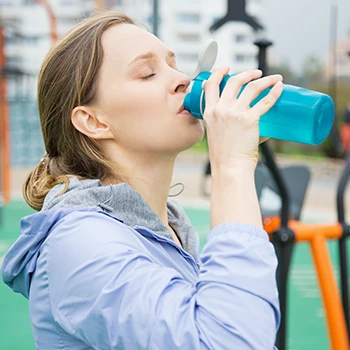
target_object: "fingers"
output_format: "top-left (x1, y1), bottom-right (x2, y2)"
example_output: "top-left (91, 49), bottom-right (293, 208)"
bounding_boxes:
top-left (236, 74), bottom-right (283, 110)
top-left (249, 81), bottom-right (284, 118)
top-left (202, 66), bottom-right (230, 112)
top-left (220, 70), bottom-right (263, 103)
top-left (203, 68), bottom-right (283, 123)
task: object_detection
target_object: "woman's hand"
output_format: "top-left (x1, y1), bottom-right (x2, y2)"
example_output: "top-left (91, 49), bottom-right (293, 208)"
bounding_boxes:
top-left (203, 67), bottom-right (283, 173)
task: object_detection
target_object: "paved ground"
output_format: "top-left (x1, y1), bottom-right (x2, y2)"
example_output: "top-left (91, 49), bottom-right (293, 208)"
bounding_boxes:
top-left (172, 152), bottom-right (350, 224)
top-left (9, 151), bottom-right (350, 223)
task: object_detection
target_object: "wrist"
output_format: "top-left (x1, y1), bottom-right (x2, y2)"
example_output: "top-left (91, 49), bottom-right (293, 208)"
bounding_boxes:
top-left (210, 159), bottom-right (257, 179)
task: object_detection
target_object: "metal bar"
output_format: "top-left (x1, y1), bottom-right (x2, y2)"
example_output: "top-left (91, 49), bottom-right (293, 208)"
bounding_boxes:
top-left (254, 39), bottom-right (294, 350)
top-left (311, 234), bottom-right (349, 350)
top-left (153, 0), bottom-right (159, 37)
top-left (337, 152), bottom-right (350, 223)
top-left (34, 0), bottom-right (58, 42)
top-left (0, 24), bottom-right (10, 204)
top-left (336, 151), bottom-right (350, 339)
top-left (254, 39), bottom-right (290, 227)
top-left (338, 235), bottom-right (350, 340)
top-left (273, 232), bottom-right (294, 350)
top-left (260, 142), bottom-right (290, 227)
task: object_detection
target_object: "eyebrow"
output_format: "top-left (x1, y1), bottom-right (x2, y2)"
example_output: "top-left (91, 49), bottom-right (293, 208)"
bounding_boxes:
top-left (128, 50), bottom-right (176, 67)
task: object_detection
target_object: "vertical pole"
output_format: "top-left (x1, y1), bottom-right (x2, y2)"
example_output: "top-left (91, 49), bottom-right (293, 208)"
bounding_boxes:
top-left (329, 3), bottom-right (337, 112)
top-left (336, 152), bottom-right (350, 339)
top-left (0, 24), bottom-right (10, 204)
top-left (34, 0), bottom-right (58, 43)
top-left (153, 0), bottom-right (159, 37)
top-left (327, 3), bottom-right (342, 154)
top-left (254, 38), bottom-right (295, 350)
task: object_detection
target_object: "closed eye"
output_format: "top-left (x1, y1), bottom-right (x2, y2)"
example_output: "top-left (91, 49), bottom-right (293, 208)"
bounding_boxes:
top-left (141, 73), bottom-right (156, 80)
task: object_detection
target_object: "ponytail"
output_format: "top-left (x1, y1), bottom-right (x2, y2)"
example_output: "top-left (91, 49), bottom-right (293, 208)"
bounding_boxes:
top-left (22, 153), bottom-right (69, 211)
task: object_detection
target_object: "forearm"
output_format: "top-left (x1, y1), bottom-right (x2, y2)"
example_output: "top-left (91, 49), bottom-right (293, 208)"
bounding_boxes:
top-left (210, 161), bottom-right (263, 229)
top-left (197, 222), bottom-right (280, 349)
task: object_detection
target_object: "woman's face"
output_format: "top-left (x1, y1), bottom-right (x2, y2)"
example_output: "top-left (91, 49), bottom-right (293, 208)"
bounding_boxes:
top-left (94, 23), bottom-right (204, 157)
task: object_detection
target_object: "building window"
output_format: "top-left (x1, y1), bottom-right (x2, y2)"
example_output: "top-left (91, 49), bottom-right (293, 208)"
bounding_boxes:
top-left (6, 36), bottom-right (16, 45)
top-left (177, 13), bottom-right (200, 23)
top-left (236, 54), bottom-right (245, 62)
top-left (7, 56), bottom-right (22, 73)
top-left (235, 34), bottom-right (245, 43)
top-left (21, 36), bottom-right (39, 44)
top-left (0, 0), bottom-right (12, 6)
top-left (58, 17), bottom-right (77, 27)
top-left (146, 15), bottom-right (161, 27)
top-left (235, 54), bottom-right (257, 63)
top-left (178, 33), bottom-right (200, 43)
top-left (59, 0), bottom-right (74, 5)
top-left (177, 53), bottom-right (198, 61)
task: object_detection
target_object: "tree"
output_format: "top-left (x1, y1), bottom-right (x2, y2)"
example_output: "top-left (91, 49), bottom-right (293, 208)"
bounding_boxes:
top-left (268, 61), bottom-right (298, 85)
top-left (301, 55), bottom-right (325, 84)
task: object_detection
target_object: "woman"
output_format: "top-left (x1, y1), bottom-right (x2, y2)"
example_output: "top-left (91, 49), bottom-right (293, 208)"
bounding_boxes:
top-left (1, 10), bottom-right (283, 349)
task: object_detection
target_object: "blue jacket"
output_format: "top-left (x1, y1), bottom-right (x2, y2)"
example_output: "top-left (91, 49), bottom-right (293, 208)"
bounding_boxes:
top-left (1, 178), bottom-right (280, 349)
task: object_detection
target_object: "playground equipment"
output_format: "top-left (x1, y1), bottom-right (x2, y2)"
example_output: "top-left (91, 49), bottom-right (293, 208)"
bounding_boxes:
top-left (258, 142), bottom-right (350, 350)
top-left (33, 0), bottom-right (58, 42)
top-left (0, 0), bottom-right (57, 208)
top-left (254, 39), bottom-right (350, 350)
top-left (0, 21), bottom-right (9, 205)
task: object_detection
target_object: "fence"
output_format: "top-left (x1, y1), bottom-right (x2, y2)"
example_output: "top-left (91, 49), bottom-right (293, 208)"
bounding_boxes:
top-left (10, 98), bottom-right (44, 167)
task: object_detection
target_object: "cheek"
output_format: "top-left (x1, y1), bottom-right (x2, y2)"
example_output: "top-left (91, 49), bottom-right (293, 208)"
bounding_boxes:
top-left (101, 91), bottom-right (167, 145)
top-left (107, 84), bottom-right (163, 119)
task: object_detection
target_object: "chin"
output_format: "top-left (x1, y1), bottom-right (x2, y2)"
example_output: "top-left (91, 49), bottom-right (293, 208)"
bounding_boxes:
top-left (181, 126), bottom-right (205, 151)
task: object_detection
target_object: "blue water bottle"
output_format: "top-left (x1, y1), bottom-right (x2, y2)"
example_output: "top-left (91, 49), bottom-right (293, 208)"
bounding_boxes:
top-left (184, 71), bottom-right (334, 145)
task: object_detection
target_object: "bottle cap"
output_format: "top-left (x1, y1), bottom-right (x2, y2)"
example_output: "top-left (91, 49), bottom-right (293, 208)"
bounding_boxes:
top-left (189, 39), bottom-right (218, 80)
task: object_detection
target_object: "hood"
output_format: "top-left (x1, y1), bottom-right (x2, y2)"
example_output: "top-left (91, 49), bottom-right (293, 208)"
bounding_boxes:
top-left (1, 177), bottom-right (199, 298)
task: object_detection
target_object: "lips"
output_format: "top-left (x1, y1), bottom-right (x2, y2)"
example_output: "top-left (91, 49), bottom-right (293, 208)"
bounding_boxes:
top-left (178, 104), bottom-right (192, 115)
top-left (177, 104), bottom-right (185, 114)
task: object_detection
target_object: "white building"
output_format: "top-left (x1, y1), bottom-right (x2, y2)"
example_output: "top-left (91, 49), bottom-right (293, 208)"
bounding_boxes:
top-left (0, 0), bottom-right (265, 94)
top-left (0, 0), bottom-right (94, 166)
top-left (0, 0), bottom-right (94, 98)
top-left (119, 0), bottom-right (264, 75)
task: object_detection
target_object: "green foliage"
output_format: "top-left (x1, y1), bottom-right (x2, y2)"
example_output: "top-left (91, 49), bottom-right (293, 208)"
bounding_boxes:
top-left (190, 128), bottom-right (208, 153)
top-left (268, 61), bottom-right (299, 85)
top-left (302, 56), bottom-right (325, 83)
top-left (191, 137), bottom-right (208, 153)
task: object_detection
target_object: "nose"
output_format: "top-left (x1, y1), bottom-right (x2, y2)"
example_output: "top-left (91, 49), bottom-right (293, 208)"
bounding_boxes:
top-left (174, 72), bottom-right (191, 94)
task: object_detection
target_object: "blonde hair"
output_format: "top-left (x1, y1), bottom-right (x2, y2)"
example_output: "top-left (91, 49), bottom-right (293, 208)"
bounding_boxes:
top-left (23, 11), bottom-right (135, 211)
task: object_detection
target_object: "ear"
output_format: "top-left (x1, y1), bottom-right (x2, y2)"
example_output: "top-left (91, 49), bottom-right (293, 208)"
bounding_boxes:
top-left (71, 106), bottom-right (114, 140)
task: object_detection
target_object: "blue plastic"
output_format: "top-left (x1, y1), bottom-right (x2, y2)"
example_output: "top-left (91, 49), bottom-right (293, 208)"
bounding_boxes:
top-left (184, 72), bottom-right (335, 145)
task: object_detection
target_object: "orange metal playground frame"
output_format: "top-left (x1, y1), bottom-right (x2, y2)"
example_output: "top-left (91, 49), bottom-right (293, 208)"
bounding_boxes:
top-left (0, 1), bottom-right (58, 204)
top-left (264, 217), bottom-right (349, 350)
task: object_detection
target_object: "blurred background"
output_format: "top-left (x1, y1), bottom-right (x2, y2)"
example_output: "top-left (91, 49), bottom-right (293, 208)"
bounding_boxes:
top-left (0, 1), bottom-right (350, 349)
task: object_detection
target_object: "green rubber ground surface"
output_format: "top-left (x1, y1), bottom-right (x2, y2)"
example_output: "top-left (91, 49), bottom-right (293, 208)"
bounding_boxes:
top-left (1, 202), bottom-right (349, 349)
